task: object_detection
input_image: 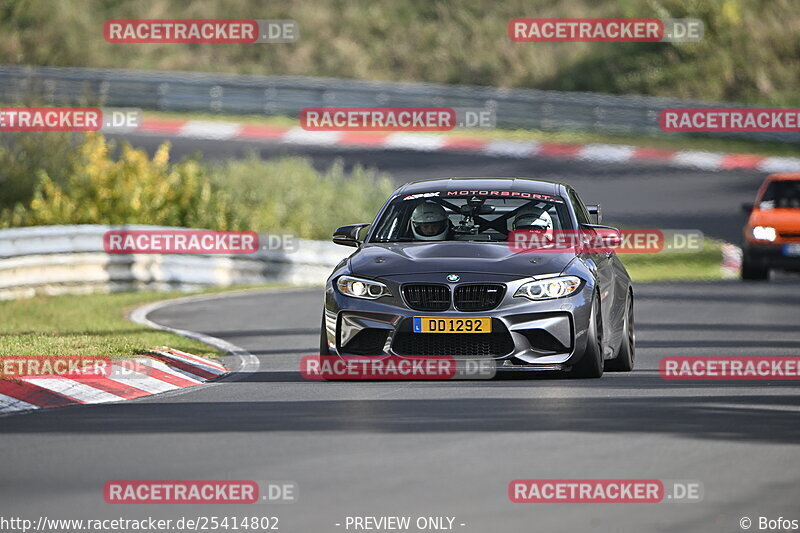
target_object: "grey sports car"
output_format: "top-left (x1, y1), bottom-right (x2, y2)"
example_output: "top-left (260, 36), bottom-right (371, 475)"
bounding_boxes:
top-left (321, 177), bottom-right (634, 378)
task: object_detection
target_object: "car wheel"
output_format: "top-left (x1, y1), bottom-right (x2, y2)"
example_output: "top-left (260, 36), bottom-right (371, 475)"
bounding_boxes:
top-left (741, 254), bottom-right (769, 280)
top-left (572, 293), bottom-right (604, 379)
top-left (605, 290), bottom-right (634, 372)
top-left (320, 315), bottom-right (331, 355)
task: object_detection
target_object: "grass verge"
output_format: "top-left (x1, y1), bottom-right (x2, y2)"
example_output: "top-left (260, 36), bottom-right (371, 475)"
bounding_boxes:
top-left (0, 285), bottom-right (289, 358)
top-left (620, 238), bottom-right (724, 282)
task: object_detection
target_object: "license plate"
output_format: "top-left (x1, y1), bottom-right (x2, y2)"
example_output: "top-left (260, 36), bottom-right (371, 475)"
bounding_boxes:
top-left (783, 243), bottom-right (800, 257)
top-left (413, 317), bottom-right (491, 333)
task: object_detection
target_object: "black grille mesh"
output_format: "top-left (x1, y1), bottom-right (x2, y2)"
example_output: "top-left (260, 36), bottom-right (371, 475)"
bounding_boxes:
top-left (454, 284), bottom-right (505, 311)
top-left (402, 284), bottom-right (450, 311)
top-left (392, 331), bottom-right (514, 356)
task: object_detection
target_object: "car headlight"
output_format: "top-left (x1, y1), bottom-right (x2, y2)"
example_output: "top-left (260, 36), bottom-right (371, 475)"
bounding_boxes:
top-left (514, 275), bottom-right (583, 300)
top-left (336, 275), bottom-right (391, 299)
top-left (751, 226), bottom-right (777, 242)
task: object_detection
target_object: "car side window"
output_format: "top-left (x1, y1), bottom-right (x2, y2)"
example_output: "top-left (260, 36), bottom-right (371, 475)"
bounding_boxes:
top-left (568, 189), bottom-right (590, 225)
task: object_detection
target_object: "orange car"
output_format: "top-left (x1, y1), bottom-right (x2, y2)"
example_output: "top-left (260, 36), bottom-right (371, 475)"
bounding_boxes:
top-left (741, 173), bottom-right (800, 280)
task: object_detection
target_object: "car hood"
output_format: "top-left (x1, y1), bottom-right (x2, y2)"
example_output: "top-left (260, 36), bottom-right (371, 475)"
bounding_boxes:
top-left (349, 242), bottom-right (575, 278)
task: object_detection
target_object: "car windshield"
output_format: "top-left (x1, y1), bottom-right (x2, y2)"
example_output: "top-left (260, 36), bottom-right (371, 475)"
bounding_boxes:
top-left (369, 192), bottom-right (572, 242)
top-left (759, 180), bottom-right (800, 209)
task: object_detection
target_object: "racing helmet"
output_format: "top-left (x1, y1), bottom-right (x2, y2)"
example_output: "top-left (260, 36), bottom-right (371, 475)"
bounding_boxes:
top-left (512, 207), bottom-right (554, 232)
top-left (411, 201), bottom-right (449, 241)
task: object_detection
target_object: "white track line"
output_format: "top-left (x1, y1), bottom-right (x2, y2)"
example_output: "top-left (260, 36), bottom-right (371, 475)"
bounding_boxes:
top-left (126, 289), bottom-right (305, 378)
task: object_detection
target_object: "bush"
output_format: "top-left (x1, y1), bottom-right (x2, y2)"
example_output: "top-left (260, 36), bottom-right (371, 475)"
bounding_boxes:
top-left (0, 132), bottom-right (77, 211)
top-left (0, 133), bottom-right (244, 230)
top-left (0, 133), bottom-right (396, 239)
top-left (210, 155), bottom-right (396, 239)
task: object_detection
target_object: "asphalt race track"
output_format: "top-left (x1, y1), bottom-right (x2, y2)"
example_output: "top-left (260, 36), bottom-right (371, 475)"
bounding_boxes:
top-left (111, 133), bottom-right (764, 243)
top-left (3, 283), bottom-right (800, 531)
top-left (2, 136), bottom-right (799, 532)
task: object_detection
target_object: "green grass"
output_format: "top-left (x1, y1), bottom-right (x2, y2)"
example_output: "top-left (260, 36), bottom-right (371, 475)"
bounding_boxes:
top-left (620, 238), bottom-right (724, 282)
top-left (146, 110), bottom-right (800, 158)
top-left (0, 285), bottom-right (286, 358)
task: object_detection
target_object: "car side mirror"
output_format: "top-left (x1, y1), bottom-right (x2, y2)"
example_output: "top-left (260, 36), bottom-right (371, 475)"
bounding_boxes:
top-left (586, 204), bottom-right (602, 225)
top-left (580, 223), bottom-right (622, 250)
top-left (741, 202), bottom-right (754, 213)
top-left (332, 224), bottom-right (370, 247)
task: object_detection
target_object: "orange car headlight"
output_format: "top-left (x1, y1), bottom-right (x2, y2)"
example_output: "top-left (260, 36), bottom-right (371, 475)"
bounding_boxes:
top-left (751, 226), bottom-right (777, 242)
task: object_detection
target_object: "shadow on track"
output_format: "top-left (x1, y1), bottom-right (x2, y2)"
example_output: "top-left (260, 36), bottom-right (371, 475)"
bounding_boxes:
top-left (3, 379), bottom-right (799, 444)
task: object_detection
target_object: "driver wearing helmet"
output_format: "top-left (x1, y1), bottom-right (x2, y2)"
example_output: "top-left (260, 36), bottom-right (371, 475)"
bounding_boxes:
top-left (411, 201), bottom-right (451, 241)
top-left (512, 207), bottom-right (555, 250)
top-left (512, 207), bottom-right (554, 233)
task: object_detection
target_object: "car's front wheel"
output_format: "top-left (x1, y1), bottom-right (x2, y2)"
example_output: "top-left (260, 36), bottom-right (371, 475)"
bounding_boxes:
top-left (605, 290), bottom-right (634, 372)
top-left (741, 254), bottom-right (769, 281)
top-left (571, 293), bottom-right (604, 379)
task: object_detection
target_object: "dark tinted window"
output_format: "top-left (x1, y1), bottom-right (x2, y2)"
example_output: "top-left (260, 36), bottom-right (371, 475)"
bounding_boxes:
top-left (568, 189), bottom-right (590, 225)
top-left (370, 194), bottom-right (571, 242)
top-left (759, 180), bottom-right (800, 209)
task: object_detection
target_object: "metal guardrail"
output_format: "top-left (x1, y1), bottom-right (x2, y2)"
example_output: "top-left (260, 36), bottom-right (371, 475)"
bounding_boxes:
top-left (1, 65), bottom-right (797, 144)
top-left (0, 225), bottom-right (348, 300)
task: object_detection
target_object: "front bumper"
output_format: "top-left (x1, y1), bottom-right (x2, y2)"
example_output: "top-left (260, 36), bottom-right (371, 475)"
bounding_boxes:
top-left (743, 242), bottom-right (800, 271)
top-left (323, 275), bottom-right (594, 369)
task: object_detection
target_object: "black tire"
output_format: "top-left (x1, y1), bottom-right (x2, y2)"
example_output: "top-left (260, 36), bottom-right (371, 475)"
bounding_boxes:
top-left (572, 294), bottom-right (604, 379)
top-left (741, 254), bottom-right (769, 281)
top-left (605, 290), bottom-right (635, 372)
top-left (320, 315), bottom-right (331, 355)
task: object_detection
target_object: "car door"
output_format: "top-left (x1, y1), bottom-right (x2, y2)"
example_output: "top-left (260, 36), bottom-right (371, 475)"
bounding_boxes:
top-left (568, 188), bottom-right (618, 357)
